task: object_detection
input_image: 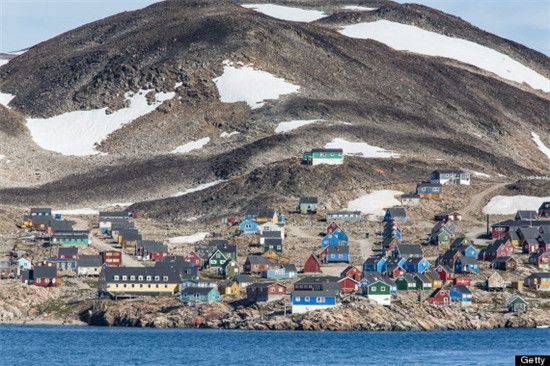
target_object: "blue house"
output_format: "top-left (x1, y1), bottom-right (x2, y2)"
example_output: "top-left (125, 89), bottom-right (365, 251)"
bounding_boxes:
top-left (325, 246), bottom-right (349, 263)
top-left (291, 289), bottom-right (338, 314)
top-left (321, 234), bottom-right (340, 248)
top-left (384, 207), bottom-right (408, 223)
top-left (263, 264), bottom-right (297, 279)
top-left (449, 285), bottom-right (472, 305)
top-left (17, 258), bottom-right (32, 270)
top-left (363, 256), bottom-right (386, 273)
top-left (454, 256), bottom-right (479, 273)
top-left (333, 228), bottom-right (349, 244)
top-left (239, 219), bottom-right (259, 234)
top-left (403, 257), bottom-right (430, 273)
top-left (461, 245), bottom-right (480, 258)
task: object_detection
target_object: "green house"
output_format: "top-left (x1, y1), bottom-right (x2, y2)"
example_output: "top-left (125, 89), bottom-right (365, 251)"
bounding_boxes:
top-left (365, 280), bottom-right (392, 305)
top-left (303, 148), bottom-right (344, 166)
top-left (507, 295), bottom-right (528, 313)
top-left (206, 249), bottom-right (228, 269)
top-left (181, 287), bottom-right (220, 305)
top-left (395, 274), bottom-right (417, 291)
top-left (52, 233), bottom-right (90, 246)
top-left (414, 274), bottom-right (433, 290)
top-left (221, 259), bottom-right (240, 278)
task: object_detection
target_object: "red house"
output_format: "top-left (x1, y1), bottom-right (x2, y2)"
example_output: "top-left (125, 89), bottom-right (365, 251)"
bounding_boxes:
top-left (246, 282), bottom-right (287, 302)
top-left (425, 288), bottom-right (451, 305)
top-left (481, 239), bottom-right (515, 261)
top-left (33, 266), bottom-right (59, 287)
top-left (522, 238), bottom-right (540, 254)
top-left (389, 265), bottom-right (405, 278)
top-left (303, 254), bottom-right (322, 273)
top-left (338, 276), bottom-right (359, 293)
top-left (491, 223), bottom-right (508, 240)
top-left (435, 264), bottom-right (454, 281)
top-left (340, 266), bottom-right (361, 282)
top-left (326, 222), bottom-right (339, 234)
top-left (539, 202), bottom-right (550, 218)
top-left (184, 251), bottom-right (203, 268)
top-left (453, 277), bottom-right (471, 286)
top-left (528, 251), bottom-right (549, 269)
top-left (101, 250), bottom-right (122, 267)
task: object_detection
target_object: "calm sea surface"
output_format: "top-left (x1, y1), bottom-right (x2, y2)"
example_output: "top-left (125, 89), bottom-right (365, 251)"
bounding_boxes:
top-left (0, 325), bottom-right (548, 365)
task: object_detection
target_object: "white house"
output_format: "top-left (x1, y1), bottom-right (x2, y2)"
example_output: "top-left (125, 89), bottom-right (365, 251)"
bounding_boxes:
top-left (430, 170), bottom-right (470, 185)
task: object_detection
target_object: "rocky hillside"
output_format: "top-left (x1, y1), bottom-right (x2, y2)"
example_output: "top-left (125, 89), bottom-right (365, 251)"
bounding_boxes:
top-left (0, 0), bottom-right (548, 211)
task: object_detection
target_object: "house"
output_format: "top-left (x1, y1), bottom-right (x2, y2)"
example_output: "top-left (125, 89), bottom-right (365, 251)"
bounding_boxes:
top-left (382, 236), bottom-right (400, 252)
top-left (326, 222), bottom-right (339, 234)
top-left (524, 272), bottom-right (550, 291)
top-left (221, 259), bottom-right (240, 278)
top-left (480, 239), bottom-right (515, 261)
top-left (244, 255), bottom-right (272, 274)
top-left (447, 211), bottom-right (463, 221)
top-left (259, 222), bottom-right (284, 237)
top-left (515, 210), bottom-right (538, 221)
top-left (403, 257), bottom-right (430, 273)
top-left (181, 287), bottom-right (221, 305)
top-left (518, 227), bottom-right (542, 253)
top-left (207, 240), bottom-right (237, 261)
top-left (0, 260), bottom-right (16, 279)
top-left (322, 234), bottom-right (341, 248)
top-left (118, 229), bottom-right (142, 250)
top-left (360, 273), bottom-right (396, 295)
top-left (413, 273), bottom-right (433, 290)
top-left (385, 258), bottom-right (405, 278)
top-left (98, 264), bottom-right (183, 298)
top-left (529, 251), bottom-right (549, 270)
top-left (260, 230), bottom-right (284, 245)
top-left (424, 268), bottom-right (443, 289)
top-left (299, 196), bottom-right (318, 214)
top-left (262, 264), bottom-right (297, 279)
top-left (364, 279), bottom-right (392, 305)
top-left (239, 219), bottom-right (259, 234)
top-left (136, 240), bottom-right (167, 261)
top-left (416, 182), bottom-right (443, 199)
top-left (109, 219), bottom-right (134, 239)
top-left (291, 289), bottom-right (338, 313)
top-left (539, 202), bottom-right (550, 218)
top-left (246, 282), bottom-right (287, 302)
top-left (294, 276), bottom-right (340, 293)
top-left (262, 249), bottom-right (290, 265)
top-left (340, 266), bottom-right (362, 282)
top-left (395, 274), bottom-right (417, 291)
top-left (51, 231), bottom-right (91, 246)
top-left (31, 207), bottom-right (52, 217)
top-left (218, 280), bottom-right (241, 296)
top-left (506, 295), bottom-right (528, 313)
top-left (303, 148), bottom-right (344, 165)
top-left (461, 245), bottom-right (480, 259)
top-left (77, 255), bottom-right (103, 276)
top-left (324, 246), bottom-right (349, 263)
top-left (100, 250), bottom-right (122, 267)
top-left (449, 285), bottom-right (472, 305)
top-left (184, 251), bottom-right (203, 268)
top-left (48, 220), bottom-right (74, 236)
top-left (363, 256), bottom-right (386, 273)
top-left (31, 266), bottom-right (59, 287)
top-left (435, 264), bottom-right (454, 282)
top-left (425, 288), bottom-right (452, 305)
top-left (453, 277), bottom-right (471, 286)
top-left (99, 212), bottom-right (131, 233)
top-left (429, 222), bottom-right (453, 245)
top-left (234, 274), bottom-right (253, 291)
top-left (490, 256), bottom-right (517, 271)
top-left (17, 258), bottom-right (32, 271)
top-left (303, 254), bottom-right (322, 273)
top-left (332, 228), bottom-right (349, 244)
top-left (205, 249), bottom-right (228, 269)
top-left (393, 244), bottom-right (423, 259)
top-left (400, 193), bottom-right (421, 207)
top-left (454, 256), bottom-right (479, 273)
top-left (326, 211), bottom-right (362, 222)
top-left (181, 279), bottom-right (217, 290)
top-left (244, 208), bottom-right (278, 224)
top-left (430, 169), bottom-right (470, 185)
top-left (55, 247), bottom-right (79, 271)
top-left (263, 238), bottom-right (284, 253)
top-left (338, 276), bottom-right (360, 293)
top-left (384, 207), bottom-right (407, 223)
top-left (31, 216), bottom-right (52, 231)
top-left (486, 272), bottom-right (506, 291)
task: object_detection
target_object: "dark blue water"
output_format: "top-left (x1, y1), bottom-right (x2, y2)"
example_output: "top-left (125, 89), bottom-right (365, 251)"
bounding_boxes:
top-left (0, 325), bottom-right (548, 365)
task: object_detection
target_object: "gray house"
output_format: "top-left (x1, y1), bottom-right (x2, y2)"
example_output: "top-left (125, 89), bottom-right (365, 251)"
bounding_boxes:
top-left (326, 211), bottom-right (362, 222)
top-left (299, 197), bottom-right (319, 214)
top-left (430, 170), bottom-right (470, 185)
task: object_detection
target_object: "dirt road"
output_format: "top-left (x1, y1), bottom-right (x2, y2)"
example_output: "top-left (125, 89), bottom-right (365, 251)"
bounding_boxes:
top-left (461, 182), bottom-right (509, 217)
top-left (90, 233), bottom-right (144, 267)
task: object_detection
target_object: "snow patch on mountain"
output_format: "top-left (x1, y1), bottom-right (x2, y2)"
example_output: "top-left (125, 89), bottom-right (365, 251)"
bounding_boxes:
top-left (0, 59), bottom-right (9, 67)
top-left (339, 20), bottom-right (550, 93)
top-left (0, 91), bottom-right (15, 108)
top-left (275, 120), bottom-right (321, 133)
top-left (172, 180), bottom-right (224, 198)
top-left (214, 60), bottom-right (300, 109)
top-left (25, 89), bottom-right (176, 156)
top-left (172, 137), bottom-right (210, 154)
top-left (325, 138), bottom-right (400, 158)
top-left (531, 132), bottom-right (550, 160)
top-left (242, 4), bottom-right (327, 22)
top-left (220, 131), bottom-right (240, 138)
top-left (343, 5), bottom-right (377, 11)
top-left (169, 232), bottom-right (209, 244)
top-left (347, 190), bottom-right (403, 218)
top-left (483, 195), bottom-right (550, 215)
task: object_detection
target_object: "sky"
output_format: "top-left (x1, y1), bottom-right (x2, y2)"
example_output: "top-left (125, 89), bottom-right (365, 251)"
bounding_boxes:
top-left (0, 0), bottom-right (549, 55)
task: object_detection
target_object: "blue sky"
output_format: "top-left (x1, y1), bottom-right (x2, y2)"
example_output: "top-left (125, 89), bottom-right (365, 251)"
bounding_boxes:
top-left (1, 0), bottom-right (549, 55)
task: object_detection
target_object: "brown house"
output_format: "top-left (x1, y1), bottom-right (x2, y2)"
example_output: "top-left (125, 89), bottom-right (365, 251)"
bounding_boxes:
top-left (486, 272), bottom-right (506, 291)
top-left (244, 255), bottom-right (272, 274)
top-left (490, 256), bottom-right (517, 271)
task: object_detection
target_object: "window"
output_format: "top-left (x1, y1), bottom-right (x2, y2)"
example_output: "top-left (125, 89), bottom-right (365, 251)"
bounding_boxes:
top-left (372, 286), bottom-right (377, 291)
top-left (381, 286), bottom-right (386, 291)
top-left (130, 275), bottom-right (135, 281)
top-left (278, 287), bottom-right (283, 293)
top-left (123, 284), bottom-right (127, 288)
top-left (211, 260), bottom-right (217, 264)
top-left (114, 275), bottom-right (119, 281)
top-left (122, 275), bottom-right (127, 281)
top-left (138, 275), bottom-right (143, 281)
top-left (295, 297), bottom-right (301, 302)
top-left (156, 284), bottom-right (159, 288)
top-left (304, 296), bottom-right (311, 302)
top-left (131, 284), bottom-right (135, 288)
top-left (146, 275), bottom-right (152, 281)
top-left (155, 276), bottom-right (160, 281)
top-left (140, 284), bottom-right (143, 288)
top-left (317, 297), bottom-right (325, 303)
top-left (163, 276), bottom-right (168, 282)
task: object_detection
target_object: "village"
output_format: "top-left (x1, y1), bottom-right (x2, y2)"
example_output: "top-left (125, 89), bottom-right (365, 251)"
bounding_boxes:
top-left (0, 149), bottom-right (549, 328)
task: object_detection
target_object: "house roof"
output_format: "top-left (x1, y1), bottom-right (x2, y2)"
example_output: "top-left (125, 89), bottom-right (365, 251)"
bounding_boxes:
top-left (530, 272), bottom-right (550, 279)
top-left (397, 273), bottom-right (416, 283)
top-left (506, 295), bottom-right (527, 306)
top-left (119, 229), bottom-right (141, 241)
top-left (340, 265), bottom-right (359, 277)
top-left (101, 265), bottom-right (181, 283)
top-left (396, 244), bottom-right (423, 257)
top-left (181, 287), bottom-right (215, 296)
top-left (245, 208), bottom-right (275, 219)
top-left (58, 247), bottom-right (78, 257)
top-left (246, 255), bottom-right (271, 265)
top-left (295, 276), bottom-right (339, 285)
top-left (401, 193), bottom-right (420, 199)
top-left (491, 256), bottom-right (515, 264)
top-left (363, 256), bottom-right (384, 266)
top-left (264, 238), bottom-right (283, 246)
top-left (432, 169), bottom-right (466, 175)
top-left (261, 231), bottom-right (283, 238)
top-left (292, 289), bottom-right (338, 298)
top-left (139, 240), bottom-right (168, 253)
top-left (406, 257), bottom-right (426, 266)
top-left (31, 208), bottom-right (52, 215)
top-left (516, 210), bottom-right (538, 220)
top-left (387, 207), bottom-right (407, 217)
top-left (33, 266), bottom-right (57, 278)
top-left (299, 197), bottom-right (318, 204)
top-left (31, 216), bottom-right (52, 225)
top-left (249, 281), bottom-right (286, 289)
top-left (234, 274), bottom-right (252, 283)
top-left (326, 211), bottom-right (361, 216)
top-left (311, 148), bottom-right (343, 154)
top-left (451, 285), bottom-right (471, 294)
top-left (417, 182), bottom-right (443, 188)
top-left (414, 273), bottom-right (431, 283)
top-left (282, 264), bottom-right (297, 272)
top-left (99, 211), bottom-right (130, 219)
top-left (436, 264), bottom-right (452, 273)
top-left (50, 220), bottom-right (74, 231)
top-left (457, 256), bottom-right (478, 265)
top-left (78, 255), bottom-right (102, 267)
top-left (327, 246), bottom-right (349, 255)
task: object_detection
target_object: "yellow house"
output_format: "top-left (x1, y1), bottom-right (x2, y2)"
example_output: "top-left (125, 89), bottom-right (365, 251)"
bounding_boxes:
top-left (425, 270), bottom-right (443, 289)
top-left (98, 266), bottom-right (180, 298)
top-left (246, 208), bottom-right (278, 224)
top-left (219, 281), bottom-right (241, 296)
top-left (263, 250), bottom-right (290, 264)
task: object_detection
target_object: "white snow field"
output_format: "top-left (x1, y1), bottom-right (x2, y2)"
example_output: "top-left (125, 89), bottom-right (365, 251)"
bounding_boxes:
top-left (275, 119), bottom-right (321, 133)
top-left (53, 208), bottom-right (100, 216)
top-left (347, 190), bottom-right (403, 217)
top-left (343, 5), bottom-right (377, 11)
top-left (531, 132), bottom-right (550, 160)
top-left (325, 138), bottom-right (400, 158)
top-left (169, 232), bottom-right (209, 244)
top-left (172, 137), bottom-right (210, 154)
top-left (214, 60), bottom-right (300, 109)
top-left (469, 170), bottom-right (491, 178)
top-left (172, 180), bottom-right (224, 198)
top-left (241, 4), bottom-right (327, 22)
top-left (483, 195), bottom-right (550, 215)
top-left (220, 131), bottom-right (240, 138)
top-left (25, 89), bottom-right (176, 156)
top-left (0, 91), bottom-right (15, 108)
top-left (0, 59), bottom-right (9, 67)
top-left (339, 20), bottom-right (550, 93)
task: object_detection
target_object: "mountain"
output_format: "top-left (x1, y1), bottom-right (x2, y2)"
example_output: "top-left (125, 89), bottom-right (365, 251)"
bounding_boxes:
top-left (0, 0), bottom-right (548, 222)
